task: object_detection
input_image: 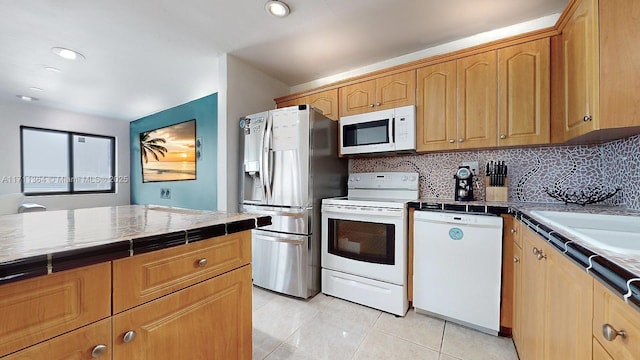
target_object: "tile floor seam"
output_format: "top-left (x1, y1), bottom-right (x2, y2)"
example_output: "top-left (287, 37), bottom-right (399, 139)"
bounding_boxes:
top-left (373, 326), bottom-right (443, 353)
top-left (349, 327), bottom-right (374, 360)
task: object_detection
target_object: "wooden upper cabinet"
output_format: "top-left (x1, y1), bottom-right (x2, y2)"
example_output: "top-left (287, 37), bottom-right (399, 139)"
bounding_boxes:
top-left (416, 60), bottom-right (457, 152)
top-left (498, 38), bottom-right (550, 146)
top-left (554, 0), bottom-right (640, 143)
top-left (457, 51), bottom-right (497, 149)
top-left (559, 0), bottom-right (599, 141)
top-left (277, 89), bottom-right (339, 121)
top-left (308, 89), bottom-right (338, 120)
top-left (339, 70), bottom-right (415, 117)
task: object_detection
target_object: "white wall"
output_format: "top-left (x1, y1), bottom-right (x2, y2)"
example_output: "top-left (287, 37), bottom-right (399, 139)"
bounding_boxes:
top-left (0, 99), bottom-right (130, 210)
top-left (291, 14), bottom-right (560, 93)
top-left (217, 54), bottom-right (289, 212)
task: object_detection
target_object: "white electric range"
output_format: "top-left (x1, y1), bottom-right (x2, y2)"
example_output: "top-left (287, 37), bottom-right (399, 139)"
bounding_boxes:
top-left (320, 172), bottom-right (419, 316)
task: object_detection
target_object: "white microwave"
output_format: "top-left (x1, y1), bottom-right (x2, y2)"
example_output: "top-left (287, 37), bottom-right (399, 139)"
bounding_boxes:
top-left (339, 105), bottom-right (416, 155)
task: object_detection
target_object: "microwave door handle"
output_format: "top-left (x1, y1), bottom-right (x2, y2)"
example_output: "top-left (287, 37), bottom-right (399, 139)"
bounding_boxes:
top-left (390, 117), bottom-right (395, 144)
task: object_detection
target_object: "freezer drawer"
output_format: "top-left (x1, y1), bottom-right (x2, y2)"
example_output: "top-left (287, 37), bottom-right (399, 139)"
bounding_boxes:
top-left (251, 229), bottom-right (319, 298)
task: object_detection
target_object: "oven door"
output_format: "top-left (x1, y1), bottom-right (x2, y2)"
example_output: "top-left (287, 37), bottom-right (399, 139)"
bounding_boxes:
top-left (321, 203), bottom-right (406, 285)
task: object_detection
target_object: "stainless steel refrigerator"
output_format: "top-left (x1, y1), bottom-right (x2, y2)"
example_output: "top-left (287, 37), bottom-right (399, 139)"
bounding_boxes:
top-left (239, 105), bottom-right (347, 298)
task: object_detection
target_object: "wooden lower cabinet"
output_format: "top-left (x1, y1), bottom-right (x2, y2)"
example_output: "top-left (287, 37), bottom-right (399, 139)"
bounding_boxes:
top-left (3, 319), bottom-right (111, 360)
top-left (112, 264), bottom-right (252, 359)
top-left (514, 225), bottom-right (593, 360)
top-left (592, 280), bottom-right (640, 360)
top-left (593, 338), bottom-right (615, 360)
top-left (511, 228), bottom-right (522, 345)
top-left (0, 263), bottom-right (111, 358)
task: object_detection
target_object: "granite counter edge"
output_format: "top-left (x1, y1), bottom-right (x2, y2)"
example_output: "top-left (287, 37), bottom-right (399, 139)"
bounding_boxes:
top-left (0, 215), bottom-right (271, 285)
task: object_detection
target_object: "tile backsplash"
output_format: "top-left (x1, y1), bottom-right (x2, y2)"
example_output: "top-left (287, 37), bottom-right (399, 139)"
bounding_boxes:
top-left (350, 134), bottom-right (640, 210)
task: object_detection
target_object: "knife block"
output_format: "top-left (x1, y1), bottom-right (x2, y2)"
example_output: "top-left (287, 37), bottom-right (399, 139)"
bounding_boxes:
top-left (485, 177), bottom-right (508, 202)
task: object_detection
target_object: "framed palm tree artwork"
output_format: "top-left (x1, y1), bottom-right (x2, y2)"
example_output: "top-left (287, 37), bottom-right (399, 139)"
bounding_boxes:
top-left (140, 119), bottom-right (197, 182)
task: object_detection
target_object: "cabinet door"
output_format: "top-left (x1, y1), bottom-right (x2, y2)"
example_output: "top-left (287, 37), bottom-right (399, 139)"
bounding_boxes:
top-left (512, 239), bottom-right (523, 346)
top-left (561, 0), bottom-right (599, 140)
top-left (0, 263), bottom-right (111, 358)
top-left (339, 79), bottom-right (377, 117)
top-left (500, 215), bottom-right (516, 332)
top-left (375, 70), bottom-right (416, 111)
top-left (308, 89), bottom-right (338, 120)
top-left (544, 241), bottom-right (593, 360)
top-left (457, 51), bottom-right (498, 149)
top-left (416, 60), bottom-right (457, 152)
top-left (519, 227), bottom-right (547, 360)
top-left (277, 96), bottom-right (307, 109)
top-left (3, 319), bottom-right (111, 360)
top-left (498, 38), bottom-right (550, 146)
top-left (113, 265), bottom-right (252, 359)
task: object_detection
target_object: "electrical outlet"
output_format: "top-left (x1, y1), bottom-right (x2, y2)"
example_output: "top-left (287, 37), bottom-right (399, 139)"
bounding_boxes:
top-left (461, 161), bottom-right (479, 176)
top-left (160, 188), bottom-right (171, 199)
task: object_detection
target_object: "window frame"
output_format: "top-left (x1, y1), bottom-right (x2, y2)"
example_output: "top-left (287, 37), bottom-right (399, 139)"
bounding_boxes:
top-left (20, 126), bottom-right (116, 196)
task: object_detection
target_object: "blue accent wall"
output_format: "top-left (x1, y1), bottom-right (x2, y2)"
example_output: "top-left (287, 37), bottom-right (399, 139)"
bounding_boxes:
top-left (130, 94), bottom-right (217, 210)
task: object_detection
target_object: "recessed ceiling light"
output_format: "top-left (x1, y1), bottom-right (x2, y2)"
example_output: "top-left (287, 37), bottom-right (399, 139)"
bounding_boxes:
top-left (265, 1), bottom-right (290, 17)
top-left (51, 47), bottom-right (85, 60)
top-left (44, 66), bottom-right (62, 73)
top-left (16, 95), bottom-right (38, 101)
top-left (29, 87), bottom-right (43, 92)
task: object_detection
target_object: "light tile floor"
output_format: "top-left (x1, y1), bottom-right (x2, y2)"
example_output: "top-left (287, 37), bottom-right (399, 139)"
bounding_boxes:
top-left (253, 286), bottom-right (519, 360)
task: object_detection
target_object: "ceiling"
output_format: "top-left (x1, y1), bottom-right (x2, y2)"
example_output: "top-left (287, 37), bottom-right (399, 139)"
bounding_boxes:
top-left (0, 0), bottom-right (568, 121)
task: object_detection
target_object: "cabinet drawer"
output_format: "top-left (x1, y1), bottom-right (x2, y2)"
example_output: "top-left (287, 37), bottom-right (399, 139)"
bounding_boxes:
top-left (2, 318), bottom-right (111, 360)
top-left (0, 263), bottom-right (111, 357)
top-left (113, 231), bottom-right (251, 313)
top-left (593, 281), bottom-right (640, 360)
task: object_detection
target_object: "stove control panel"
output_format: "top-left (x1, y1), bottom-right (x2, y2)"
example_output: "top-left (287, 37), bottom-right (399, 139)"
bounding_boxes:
top-left (348, 172), bottom-right (419, 190)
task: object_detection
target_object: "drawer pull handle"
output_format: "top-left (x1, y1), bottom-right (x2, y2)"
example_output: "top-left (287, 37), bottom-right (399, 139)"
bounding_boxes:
top-left (602, 323), bottom-right (626, 341)
top-left (197, 258), bottom-right (208, 267)
top-left (91, 344), bottom-right (108, 358)
top-left (123, 330), bottom-right (137, 343)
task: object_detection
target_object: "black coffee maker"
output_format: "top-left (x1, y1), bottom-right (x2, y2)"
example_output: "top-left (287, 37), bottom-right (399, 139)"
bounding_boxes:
top-left (454, 166), bottom-right (474, 201)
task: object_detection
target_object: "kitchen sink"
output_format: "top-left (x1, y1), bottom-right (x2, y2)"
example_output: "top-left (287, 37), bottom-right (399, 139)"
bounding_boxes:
top-left (529, 210), bottom-right (640, 255)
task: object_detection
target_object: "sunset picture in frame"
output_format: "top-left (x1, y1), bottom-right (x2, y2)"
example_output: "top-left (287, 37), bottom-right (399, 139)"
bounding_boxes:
top-left (140, 119), bottom-right (197, 182)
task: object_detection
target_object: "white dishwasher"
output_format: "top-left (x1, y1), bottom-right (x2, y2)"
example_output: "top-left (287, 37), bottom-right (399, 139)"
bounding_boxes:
top-left (413, 210), bottom-right (503, 335)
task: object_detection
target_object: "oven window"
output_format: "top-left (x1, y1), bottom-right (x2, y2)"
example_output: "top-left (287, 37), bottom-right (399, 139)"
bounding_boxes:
top-left (343, 119), bottom-right (389, 147)
top-left (327, 218), bottom-right (395, 265)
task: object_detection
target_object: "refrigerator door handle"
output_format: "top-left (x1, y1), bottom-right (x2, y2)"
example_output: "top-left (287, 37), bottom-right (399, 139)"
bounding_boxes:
top-left (263, 114), bottom-right (272, 202)
top-left (257, 117), bottom-right (267, 202)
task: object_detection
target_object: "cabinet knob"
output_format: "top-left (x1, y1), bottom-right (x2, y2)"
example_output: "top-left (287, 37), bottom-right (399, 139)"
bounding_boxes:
top-left (500, 134), bottom-right (506, 139)
top-left (449, 139), bottom-right (455, 143)
top-left (123, 330), bottom-right (137, 343)
top-left (91, 344), bottom-right (108, 358)
top-left (197, 258), bottom-right (208, 267)
top-left (458, 138), bottom-right (464, 143)
top-left (602, 324), bottom-right (626, 341)
top-left (369, 104), bottom-right (375, 108)
top-left (513, 257), bottom-right (520, 263)
top-left (532, 247), bottom-right (546, 261)
top-left (510, 228), bottom-right (517, 234)
top-left (375, 102), bottom-right (381, 106)
top-left (583, 115), bottom-right (593, 122)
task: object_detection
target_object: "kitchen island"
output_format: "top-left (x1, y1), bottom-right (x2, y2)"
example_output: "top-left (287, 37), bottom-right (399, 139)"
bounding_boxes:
top-left (0, 205), bottom-right (270, 359)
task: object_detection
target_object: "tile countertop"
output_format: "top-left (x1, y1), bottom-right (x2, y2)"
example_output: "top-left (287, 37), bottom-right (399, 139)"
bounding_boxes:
top-left (0, 205), bottom-right (271, 285)
top-left (409, 199), bottom-right (640, 309)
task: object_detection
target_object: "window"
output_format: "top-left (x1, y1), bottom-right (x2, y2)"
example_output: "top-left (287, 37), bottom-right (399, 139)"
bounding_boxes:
top-left (20, 126), bottom-right (116, 195)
